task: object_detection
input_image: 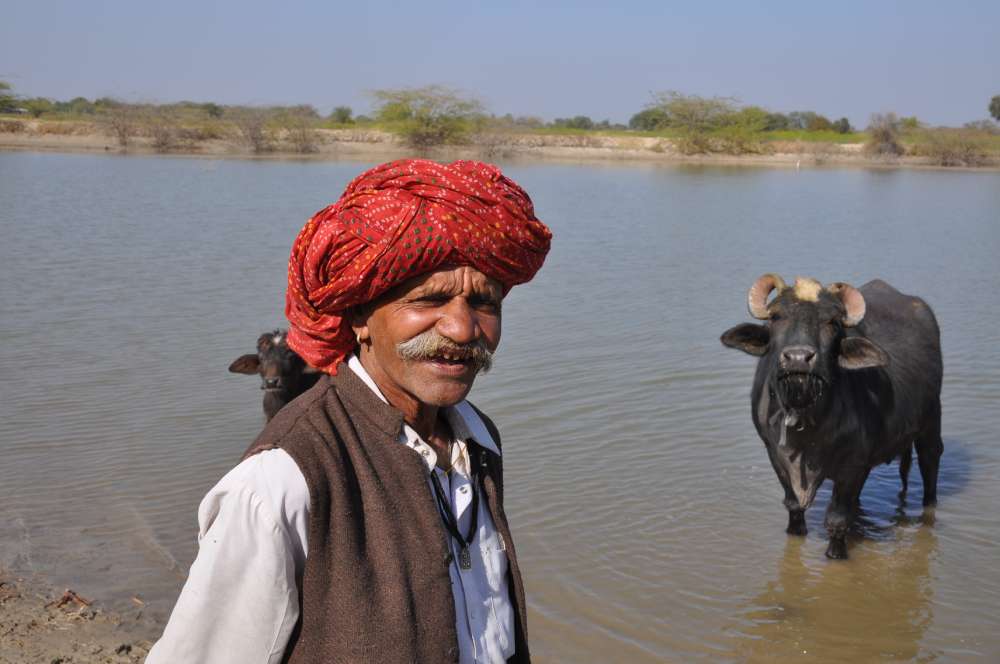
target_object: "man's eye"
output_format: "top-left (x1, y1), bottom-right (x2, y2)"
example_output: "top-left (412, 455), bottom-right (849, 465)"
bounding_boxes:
top-left (472, 298), bottom-right (501, 312)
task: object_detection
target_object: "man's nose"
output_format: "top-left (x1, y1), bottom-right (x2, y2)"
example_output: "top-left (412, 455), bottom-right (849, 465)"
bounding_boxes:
top-left (436, 299), bottom-right (480, 344)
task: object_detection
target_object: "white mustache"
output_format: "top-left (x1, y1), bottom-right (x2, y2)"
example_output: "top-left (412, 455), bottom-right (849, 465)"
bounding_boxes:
top-left (396, 330), bottom-right (494, 374)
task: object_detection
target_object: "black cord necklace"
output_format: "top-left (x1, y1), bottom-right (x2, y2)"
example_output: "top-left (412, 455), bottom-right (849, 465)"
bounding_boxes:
top-left (429, 457), bottom-right (479, 570)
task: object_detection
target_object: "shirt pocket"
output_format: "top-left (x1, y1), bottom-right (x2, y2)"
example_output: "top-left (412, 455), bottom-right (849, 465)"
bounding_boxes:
top-left (482, 532), bottom-right (514, 656)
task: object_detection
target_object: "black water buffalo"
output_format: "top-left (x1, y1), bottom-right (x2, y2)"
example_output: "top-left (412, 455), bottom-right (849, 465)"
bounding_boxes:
top-left (721, 274), bottom-right (942, 559)
top-left (228, 329), bottom-right (320, 421)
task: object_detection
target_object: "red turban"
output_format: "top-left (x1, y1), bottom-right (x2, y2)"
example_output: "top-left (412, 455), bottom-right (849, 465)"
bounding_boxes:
top-left (285, 159), bottom-right (552, 374)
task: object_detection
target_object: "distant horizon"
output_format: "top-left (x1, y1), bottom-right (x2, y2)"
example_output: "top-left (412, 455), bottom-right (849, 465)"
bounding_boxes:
top-left (3, 0), bottom-right (997, 129)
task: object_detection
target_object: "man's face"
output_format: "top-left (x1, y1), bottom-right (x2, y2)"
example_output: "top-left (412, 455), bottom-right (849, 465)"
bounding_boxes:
top-left (354, 266), bottom-right (503, 411)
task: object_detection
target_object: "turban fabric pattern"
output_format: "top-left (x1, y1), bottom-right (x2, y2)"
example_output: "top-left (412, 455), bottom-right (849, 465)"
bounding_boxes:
top-left (286, 159), bottom-right (552, 374)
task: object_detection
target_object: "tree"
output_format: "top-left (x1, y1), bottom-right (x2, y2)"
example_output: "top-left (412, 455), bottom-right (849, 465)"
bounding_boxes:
top-left (552, 116), bottom-right (594, 130)
top-left (0, 81), bottom-right (17, 113)
top-left (277, 106), bottom-right (319, 153)
top-left (371, 85), bottom-right (485, 148)
top-left (787, 111), bottom-right (833, 131)
top-left (990, 95), bottom-right (1000, 122)
top-left (23, 97), bottom-right (54, 118)
top-left (102, 101), bottom-right (140, 149)
top-left (144, 106), bottom-right (180, 152)
top-left (232, 108), bottom-right (274, 153)
top-left (330, 106), bottom-right (353, 124)
top-left (628, 107), bottom-right (670, 131)
top-left (728, 106), bottom-right (769, 132)
top-left (645, 91), bottom-right (739, 132)
top-left (762, 112), bottom-right (790, 131)
top-left (202, 102), bottom-right (224, 118)
top-left (832, 117), bottom-right (852, 134)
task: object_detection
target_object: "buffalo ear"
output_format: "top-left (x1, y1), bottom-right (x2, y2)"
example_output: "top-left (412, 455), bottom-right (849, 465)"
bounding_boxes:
top-left (838, 337), bottom-right (889, 370)
top-left (228, 354), bottom-right (260, 374)
top-left (721, 323), bottom-right (770, 356)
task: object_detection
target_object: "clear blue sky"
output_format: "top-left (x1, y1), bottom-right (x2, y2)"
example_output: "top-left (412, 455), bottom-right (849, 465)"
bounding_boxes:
top-left (2, 0), bottom-right (997, 127)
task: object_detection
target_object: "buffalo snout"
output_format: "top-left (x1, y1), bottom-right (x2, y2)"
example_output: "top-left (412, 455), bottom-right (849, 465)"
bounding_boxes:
top-left (779, 345), bottom-right (817, 372)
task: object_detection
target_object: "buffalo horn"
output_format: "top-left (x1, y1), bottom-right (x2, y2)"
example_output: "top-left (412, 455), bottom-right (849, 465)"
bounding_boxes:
top-left (827, 282), bottom-right (866, 326)
top-left (747, 273), bottom-right (787, 320)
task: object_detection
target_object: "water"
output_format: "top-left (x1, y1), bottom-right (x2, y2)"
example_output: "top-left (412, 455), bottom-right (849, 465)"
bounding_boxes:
top-left (1, 152), bottom-right (998, 662)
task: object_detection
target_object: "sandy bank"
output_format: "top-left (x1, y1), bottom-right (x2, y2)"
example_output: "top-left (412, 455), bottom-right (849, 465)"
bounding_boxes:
top-left (0, 569), bottom-right (157, 664)
top-left (4, 120), bottom-right (992, 170)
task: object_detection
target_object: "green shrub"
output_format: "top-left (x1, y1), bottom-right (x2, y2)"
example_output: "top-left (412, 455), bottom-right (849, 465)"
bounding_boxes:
top-left (674, 130), bottom-right (712, 155)
top-left (329, 106), bottom-right (353, 124)
top-left (714, 126), bottom-right (769, 154)
top-left (371, 85), bottom-right (484, 148)
top-left (552, 116), bottom-right (594, 130)
top-left (910, 130), bottom-right (996, 167)
top-left (832, 117), bottom-right (852, 134)
top-left (629, 108), bottom-right (670, 130)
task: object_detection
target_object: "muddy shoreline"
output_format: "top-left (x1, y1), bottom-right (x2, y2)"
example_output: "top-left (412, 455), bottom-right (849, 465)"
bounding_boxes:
top-left (3, 123), bottom-right (996, 171)
top-left (0, 569), bottom-right (158, 663)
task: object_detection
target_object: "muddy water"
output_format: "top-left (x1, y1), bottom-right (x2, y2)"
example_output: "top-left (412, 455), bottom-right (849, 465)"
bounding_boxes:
top-left (1, 152), bottom-right (998, 661)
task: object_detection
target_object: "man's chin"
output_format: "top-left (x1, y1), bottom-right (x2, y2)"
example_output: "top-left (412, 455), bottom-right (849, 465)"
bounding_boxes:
top-left (410, 363), bottom-right (479, 406)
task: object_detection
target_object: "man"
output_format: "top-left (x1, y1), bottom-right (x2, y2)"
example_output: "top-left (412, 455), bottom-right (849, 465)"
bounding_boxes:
top-left (147, 159), bottom-right (552, 663)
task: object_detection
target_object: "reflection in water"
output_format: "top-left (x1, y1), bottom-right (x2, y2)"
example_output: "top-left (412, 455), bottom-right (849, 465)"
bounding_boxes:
top-left (728, 511), bottom-right (939, 663)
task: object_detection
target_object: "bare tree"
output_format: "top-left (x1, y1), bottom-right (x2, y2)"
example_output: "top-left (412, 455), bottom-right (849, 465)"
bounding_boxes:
top-left (144, 107), bottom-right (180, 152)
top-left (279, 108), bottom-right (319, 153)
top-left (232, 108), bottom-right (273, 153)
top-left (646, 91), bottom-right (740, 133)
top-left (102, 101), bottom-right (140, 150)
top-left (865, 113), bottom-right (904, 158)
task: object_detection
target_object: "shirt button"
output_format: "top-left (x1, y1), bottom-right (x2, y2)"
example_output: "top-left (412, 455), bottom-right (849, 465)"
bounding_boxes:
top-left (421, 449), bottom-right (430, 457)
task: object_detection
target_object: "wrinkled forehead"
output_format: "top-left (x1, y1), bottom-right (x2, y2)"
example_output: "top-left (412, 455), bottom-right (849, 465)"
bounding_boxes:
top-left (390, 265), bottom-right (503, 299)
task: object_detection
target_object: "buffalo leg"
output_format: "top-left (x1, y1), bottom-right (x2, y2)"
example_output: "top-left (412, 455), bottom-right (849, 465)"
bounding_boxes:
top-left (824, 473), bottom-right (866, 560)
top-left (767, 446), bottom-right (808, 535)
top-left (781, 489), bottom-right (807, 536)
top-left (786, 505), bottom-right (807, 535)
top-left (898, 443), bottom-right (913, 495)
top-left (915, 400), bottom-right (943, 506)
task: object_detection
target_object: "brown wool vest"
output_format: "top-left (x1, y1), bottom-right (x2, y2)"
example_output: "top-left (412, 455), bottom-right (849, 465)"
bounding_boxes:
top-left (242, 366), bottom-right (530, 664)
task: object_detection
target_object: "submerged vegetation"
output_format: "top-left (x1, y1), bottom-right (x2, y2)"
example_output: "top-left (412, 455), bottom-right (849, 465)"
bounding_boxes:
top-left (1, 80), bottom-right (998, 166)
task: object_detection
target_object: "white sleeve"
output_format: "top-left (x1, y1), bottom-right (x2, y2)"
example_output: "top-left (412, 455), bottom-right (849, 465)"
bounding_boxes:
top-left (146, 449), bottom-right (310, 664)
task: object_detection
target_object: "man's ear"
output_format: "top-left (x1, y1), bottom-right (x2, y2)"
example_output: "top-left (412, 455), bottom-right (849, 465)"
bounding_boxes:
top-left (838, 337), bottom-right (890, 370)
top-left (348, 305), bottom-right (371, 345)
top-left (720, 323), bottom-right (770, 356)
top-left (228, 354), bottom-right (260, 374)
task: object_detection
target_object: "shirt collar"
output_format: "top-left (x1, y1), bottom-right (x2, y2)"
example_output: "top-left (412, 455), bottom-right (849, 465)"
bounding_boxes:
top-left (346, 354), bottom-right (501, 457)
